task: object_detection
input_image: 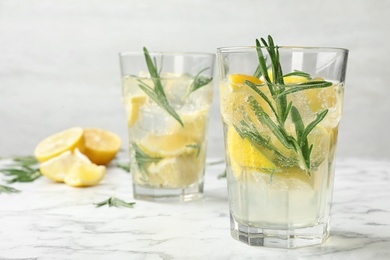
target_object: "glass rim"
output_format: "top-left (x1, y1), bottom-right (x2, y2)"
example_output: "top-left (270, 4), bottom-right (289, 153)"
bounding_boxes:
top-left (119, 51), bottom-right (215, 58)
top-left (217, 46), bottom-right (349, 53)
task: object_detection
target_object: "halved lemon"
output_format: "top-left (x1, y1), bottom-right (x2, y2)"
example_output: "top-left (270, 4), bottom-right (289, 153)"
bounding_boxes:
top-left (123, 95), bottom-right (147, 127)
top-left (34, 127), bottom-right (84, 162)
top-left (82, 128), bottom-right (121, 165)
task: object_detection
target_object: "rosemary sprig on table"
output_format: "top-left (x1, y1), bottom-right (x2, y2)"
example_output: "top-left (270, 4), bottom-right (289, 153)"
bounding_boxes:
top-left (237, 35), bottom-right (333, 174)
top-left (94, 196), bottom-right (135, 208)
top-left (0, 156), bottom-right (41, 183)
top-left (0, 184), bottom-right (20, 194)
top-left (114, 162), bottom-right (131, 173)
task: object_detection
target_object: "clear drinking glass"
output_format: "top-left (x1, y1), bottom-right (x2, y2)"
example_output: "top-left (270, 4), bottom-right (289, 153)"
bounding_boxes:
top-left (217, 44), bottom-right (348, 248)
top-left (119, 50), bottom-right (215, 201)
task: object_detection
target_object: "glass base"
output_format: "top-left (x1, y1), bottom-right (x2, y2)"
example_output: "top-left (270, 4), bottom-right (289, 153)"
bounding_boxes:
top-left (230, 213), bottom-right (329, 248)
top-left (133, 182), bottom-right (204, 202)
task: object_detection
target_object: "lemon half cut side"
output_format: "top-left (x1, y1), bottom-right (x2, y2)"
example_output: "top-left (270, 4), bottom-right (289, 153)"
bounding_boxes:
top-left (34, 127), bottom-right (84, 162)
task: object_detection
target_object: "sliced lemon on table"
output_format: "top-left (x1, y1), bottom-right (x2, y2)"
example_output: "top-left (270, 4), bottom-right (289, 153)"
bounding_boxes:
top-left (82, 128), bottom-right (121, 165)
top-left (123, 95), bottom-right (147, 127)
top-left (39, 149), bottom-right (91, 179)
top-left (40, 149), bottom-right (106, 186)
top-left (34, 127), bottom-right (84, 162)
top-left (64, 162), bottom-right (106, 187)
top-left (227, 126), bottom-right (275, 180)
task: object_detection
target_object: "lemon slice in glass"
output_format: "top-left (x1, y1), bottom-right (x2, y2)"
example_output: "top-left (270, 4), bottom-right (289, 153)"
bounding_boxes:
top-left (123, 95), bottom-right (147, 127)
top-left (227, 126), bottom-right (275, 180)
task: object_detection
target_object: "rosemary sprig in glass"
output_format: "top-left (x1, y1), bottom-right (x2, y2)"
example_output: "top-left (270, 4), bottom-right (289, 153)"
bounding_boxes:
top-left (137, 47), bottom-right (184, 126)
top-left (183, 67), bottom-right (212, 99)
top-left (136, 48), bottom-right (213, 127)
top-left (132, 143), bottom-right (162, 175)
top-left (237, 36), bottom-right (333, 174)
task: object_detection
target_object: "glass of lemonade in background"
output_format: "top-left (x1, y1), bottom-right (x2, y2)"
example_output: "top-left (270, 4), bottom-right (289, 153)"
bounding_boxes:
top-left (119, 50), bottom-right (214, 201)
top-left (217, 37), bottom-right (348, 248)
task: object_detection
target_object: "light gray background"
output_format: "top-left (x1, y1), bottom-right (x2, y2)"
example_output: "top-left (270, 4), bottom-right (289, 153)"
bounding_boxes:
top-left (1, 0), bottom-right (389, 160)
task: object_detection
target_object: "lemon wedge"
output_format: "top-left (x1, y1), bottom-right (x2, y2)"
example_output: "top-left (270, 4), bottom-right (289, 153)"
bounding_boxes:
top-left (123, 95), bottom-right (147, 127)
top-left (64, 162), bottom-right (106, 187)
top-left (82, 128), bottom-right (121, 165)
top-left (227, 126), bottom-right (275, 180)
top-left (34, 127), bottom-right (84, 162)
top-left (39, 148), bottom-right (91, 182)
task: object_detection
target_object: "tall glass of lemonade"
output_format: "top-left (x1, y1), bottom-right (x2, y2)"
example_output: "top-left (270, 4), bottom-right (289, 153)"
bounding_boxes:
top-left (120, 49), bottom-right (214, 201)
top-left (217, 36), bottom-right (348, 248)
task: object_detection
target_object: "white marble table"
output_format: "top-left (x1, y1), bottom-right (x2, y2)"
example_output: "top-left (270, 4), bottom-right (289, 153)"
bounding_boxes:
top-left (0, 158), bottom-right (389, 259)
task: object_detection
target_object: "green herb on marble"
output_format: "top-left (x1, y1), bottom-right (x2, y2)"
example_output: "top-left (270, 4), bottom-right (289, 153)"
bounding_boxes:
top-left (94, 196), bottom-right (136, 208)
top-left (0, 156), bottom-right (41, 183)
top-left (115, 162), bottom-right (131, 173)
top-left (217, 170), bottom-right (227, 179)
top-left (0, 184), bottom-right (21, 194)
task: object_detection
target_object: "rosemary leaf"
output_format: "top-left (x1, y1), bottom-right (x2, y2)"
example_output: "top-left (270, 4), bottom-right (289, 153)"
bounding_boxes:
top-left (253, 64), bottom-right (262, 78)
top-left (0, 167), bottom-right (41, 183)
top-left (7, 170), bottom-right (41, 184)
top-left (278, 81), bottom-right (332, 97)
top-left (141, 47), bottom-right (183, 126)
top-left (186, 144), bottom-right (201, 158)
top-left (255, 39), bottom-right (274, 95)
top-left (184, 67), bottom-right (212, 98)
top-left (300, 109), bottom-right (329, 144)
top-left (0, 184), bottom-right (20, 194)
top-left (94, 196), bottom-right (135, 208)
top-left (244, 80), bottom-right (278, 118)
top-left (132, 143), bottom-right (162, 175)
top-left (217, 170), bottom-right (226, 179)
top-left (291, 106), bottom-right (305, 145)
top-left (291, 106), bottom-right (310, 170)
top-left (248, 96), bottom-right (292, 150)
top-left (283, 70), bottom-right (311, 79)
top-left (115, 162), bottom-right (131, 173)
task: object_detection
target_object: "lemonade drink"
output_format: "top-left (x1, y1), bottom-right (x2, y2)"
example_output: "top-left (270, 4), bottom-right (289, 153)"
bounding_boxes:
top-left (217, 37), bottom-right (348, 248)
top-left (120, 50), bottom-right (214, 201)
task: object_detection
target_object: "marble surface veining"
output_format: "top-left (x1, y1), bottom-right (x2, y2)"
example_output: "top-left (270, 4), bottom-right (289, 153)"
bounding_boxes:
top-left (0, 158), bottom-right (389, 259)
